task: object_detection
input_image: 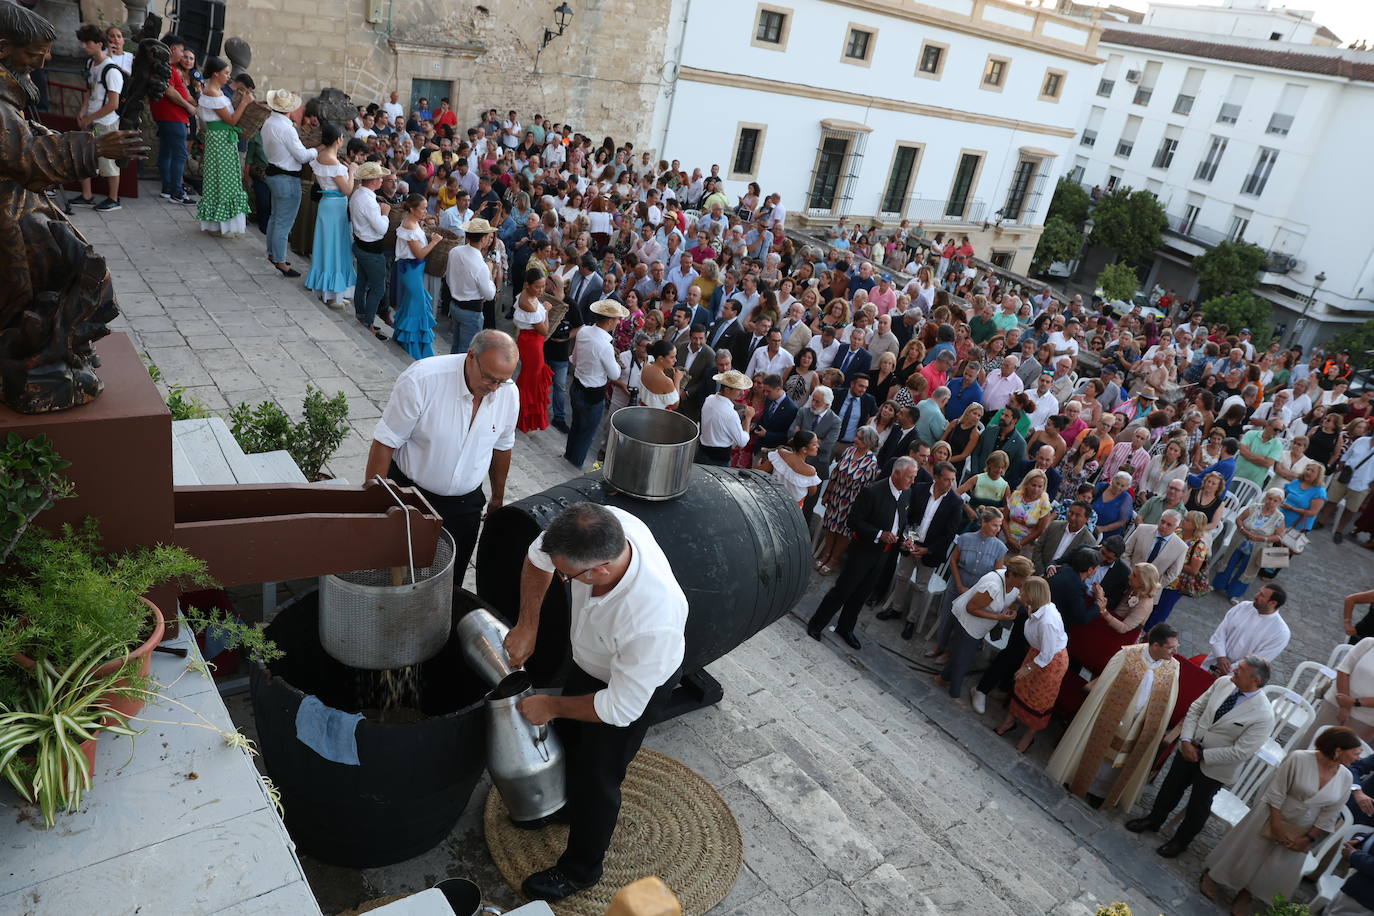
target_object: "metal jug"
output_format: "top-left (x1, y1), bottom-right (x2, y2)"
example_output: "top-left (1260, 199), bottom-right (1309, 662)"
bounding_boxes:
top-left (433, 877), bottom-right (503, 916)
top-left (456, 607), bottom-right (516, 687)
top-left (485, 672), bottom-right (566, 825)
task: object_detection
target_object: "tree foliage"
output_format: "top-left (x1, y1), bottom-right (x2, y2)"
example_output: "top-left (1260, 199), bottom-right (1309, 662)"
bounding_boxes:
top-left (1200, 292), bottom-right (1273, 339)
top-left (1032, 217), bottom-right (1084, 272)
top-left (1087, 187), bottom-right (1167, 263)
top-left (1193, 241), bottom-right (1268, 302)
top-left (1096, 262), bottom-right (1140, 302)
top-left (1331, 319), bottom-right (1374, 358)
top-left (1045, 178), bottom-right (1091, 228)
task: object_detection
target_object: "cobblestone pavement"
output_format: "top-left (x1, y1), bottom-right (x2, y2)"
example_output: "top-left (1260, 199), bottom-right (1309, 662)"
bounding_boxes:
top-left (84, 188), bottom-right (1374, 915)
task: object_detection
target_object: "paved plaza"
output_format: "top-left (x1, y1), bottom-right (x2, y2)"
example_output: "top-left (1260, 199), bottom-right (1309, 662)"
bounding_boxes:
top-left (82, 188), bottom-right (1372, 915)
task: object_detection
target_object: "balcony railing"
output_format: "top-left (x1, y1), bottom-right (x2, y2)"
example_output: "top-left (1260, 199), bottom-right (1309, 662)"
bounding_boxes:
top-left (906, 195), bottom-right (988, 225)
top-left (1165, 211), bottom-right (1228, 247)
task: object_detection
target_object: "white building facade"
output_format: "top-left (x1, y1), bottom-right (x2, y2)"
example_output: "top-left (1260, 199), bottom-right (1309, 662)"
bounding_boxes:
top-left (653, 0), bottom-right (1102, 274)
top-left (1067, 1), bottom-right (1374, 348)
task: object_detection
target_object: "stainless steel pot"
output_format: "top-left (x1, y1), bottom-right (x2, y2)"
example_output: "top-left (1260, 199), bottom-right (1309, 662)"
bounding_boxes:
top-left (602, 406), bottom-right (699, 500)
top-left (455, 607), bottom-right (515, 687)
top-left (485, 672), bottom-right (566, 824)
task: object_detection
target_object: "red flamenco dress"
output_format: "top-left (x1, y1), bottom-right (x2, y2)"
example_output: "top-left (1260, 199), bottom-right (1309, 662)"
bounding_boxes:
top-left (515, 304), bottom-right (552, 432)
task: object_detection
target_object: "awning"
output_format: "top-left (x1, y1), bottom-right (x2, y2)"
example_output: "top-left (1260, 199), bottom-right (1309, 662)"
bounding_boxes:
top-left (820, 118), bottom-right (874, 134)
top-left (1018, 146), bottom-right (1058, 158)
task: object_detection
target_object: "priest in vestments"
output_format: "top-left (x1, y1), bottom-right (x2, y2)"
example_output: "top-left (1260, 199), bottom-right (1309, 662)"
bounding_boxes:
top-left (1047, 623), bottom-right (1181, 810)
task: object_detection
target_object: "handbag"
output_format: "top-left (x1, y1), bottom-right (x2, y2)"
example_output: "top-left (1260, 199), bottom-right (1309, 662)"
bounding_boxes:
top-left (1260, 815), bottom-right (1309, 845)
top-left (1259, 546), bottom-right (1291, 569)
top-left (1337, 449), bottom-right (1374, 486)
top-left (1280, 529), bottom-right (1309, 554)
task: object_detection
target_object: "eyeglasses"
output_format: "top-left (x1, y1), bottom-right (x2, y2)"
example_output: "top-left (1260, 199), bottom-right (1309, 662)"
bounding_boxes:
top-left (470, 353), bottom-right (511, 387)
top-left (555, 563), bottom-right (599, 584)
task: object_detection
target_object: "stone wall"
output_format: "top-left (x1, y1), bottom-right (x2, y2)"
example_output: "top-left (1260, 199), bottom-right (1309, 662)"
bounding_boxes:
top-left (220, 0), bottom-right (673, 149)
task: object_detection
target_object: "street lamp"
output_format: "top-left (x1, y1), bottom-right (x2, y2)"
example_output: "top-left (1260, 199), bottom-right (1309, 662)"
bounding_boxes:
top-left (1072, 215), bottom-right (1095, 282)
top-left (1291, 269), bottom-right (1326, 347)
top-left (541, 2), bottom-right (574, 49)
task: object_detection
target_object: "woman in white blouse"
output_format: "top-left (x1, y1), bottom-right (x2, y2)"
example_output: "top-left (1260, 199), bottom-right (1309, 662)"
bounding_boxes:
top-left (304, 122), bottom-right (355, 308)
top-left (994, 576), bottom-right (1068, 753)
top-left (638, 339), bottom-right (682, 410)
top-left (194, 56), bottom-right (253, 237)
top-left (759, 430), bottom-right (821, 505)
top-left (513, 269), bottom-right (552, 432)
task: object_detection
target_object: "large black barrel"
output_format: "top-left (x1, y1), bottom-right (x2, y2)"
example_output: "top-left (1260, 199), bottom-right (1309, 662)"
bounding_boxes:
top-left (474, 466), bottom-right (810, 686)
top-left (249, 590), bottom-right (491, 867)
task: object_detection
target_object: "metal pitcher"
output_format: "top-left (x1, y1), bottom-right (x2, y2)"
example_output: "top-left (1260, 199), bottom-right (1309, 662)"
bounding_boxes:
top-left (485, 673), bottom-right (566, 824)
top-left (456, 607), bottom-right (516, 687)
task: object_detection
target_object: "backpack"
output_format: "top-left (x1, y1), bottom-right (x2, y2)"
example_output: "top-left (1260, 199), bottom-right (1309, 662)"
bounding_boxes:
top-left (87, 59), bottom-right (129, 95)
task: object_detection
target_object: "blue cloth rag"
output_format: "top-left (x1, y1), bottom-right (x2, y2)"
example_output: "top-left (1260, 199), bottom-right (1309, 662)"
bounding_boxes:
top-left (294, 695), bottom-right (365, 765)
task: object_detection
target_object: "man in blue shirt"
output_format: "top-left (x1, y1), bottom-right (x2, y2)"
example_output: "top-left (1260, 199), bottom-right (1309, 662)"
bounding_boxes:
top-left (943, 361), bottom-right (984, 421)
top-left (1186, 438), bottom-right (1239, 491)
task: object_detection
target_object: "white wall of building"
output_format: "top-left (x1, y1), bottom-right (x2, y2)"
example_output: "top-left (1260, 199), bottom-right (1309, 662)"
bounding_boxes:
top-left (657, 0), bottom-right (1101, 272)
top-left (1145, 1), bottom-right (1321, 45)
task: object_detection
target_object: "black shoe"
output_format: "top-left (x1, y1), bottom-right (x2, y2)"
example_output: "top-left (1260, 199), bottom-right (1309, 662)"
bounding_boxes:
top-left (552, 419), bottom-right (570, 434)
top-left (93, 198), bottom-right (121, 212)
top-left (521, 866), bottom-right (600, 903)
top-left (1157, 840), bottom-right (1189, 858)
top-left (1086, 793), bottom-right (1105, 810)
top-left (806, 625), bottom-right (823, 641)
top-left (1125, 818), bottom-right (1160, 833)
top-left (901, 622), bottom-right (915, 640)
top-left (1335, 530), bottom-right (1346, 544)
top-left (875, 608), bottom-right (901, 621)
top-left (69, 195), bottom-right (96, 206)
top-left (838, 631), bottom-right (861, 650)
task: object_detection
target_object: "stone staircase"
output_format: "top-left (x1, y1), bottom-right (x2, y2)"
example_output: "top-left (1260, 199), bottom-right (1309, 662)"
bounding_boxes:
top-left (171, 417), bottom-right (312, 486)
top-left (649, 610), bottom-right (1208, 916)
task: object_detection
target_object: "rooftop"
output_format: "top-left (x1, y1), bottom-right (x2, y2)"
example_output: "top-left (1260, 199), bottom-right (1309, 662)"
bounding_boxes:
top-left (1102, 23), bottom-right (1374, 81)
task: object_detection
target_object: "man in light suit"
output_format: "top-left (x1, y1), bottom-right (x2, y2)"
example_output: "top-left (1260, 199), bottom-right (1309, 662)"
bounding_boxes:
top-left (790, 386), bottom-right (840, 519)
top-left (1126, 656), bottom-right (1275, 857)
top-left (674, 325), bottom-right (714, 422)
top-left (1032, 500), bottom-right (1099, 575)
top-left (779, 302), bottom-right (812, 357)
top-left (566, 254), bottom-right (604, 321)
top-left (1122, 510), bottom-right (1188, 588)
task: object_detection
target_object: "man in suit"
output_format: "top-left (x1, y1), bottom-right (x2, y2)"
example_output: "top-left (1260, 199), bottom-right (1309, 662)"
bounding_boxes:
top-left (831, 375), bottom-right (876, 447)
top-left (1097, 534), bottom-right (1132, 610)
top-left (831, 327), bottom-right (873, 383)
top-left (877, 406), bottom-right (922, 475)
top-left (566, 254), bottom-right (604, 321)
top-left (1331, 831), bottom-right (1374, 915)
top-left (682, 285), bottom-right (713, 329)
top-left (675, 325), bottom-right (714, 422)
top-left (807, 459), bottom-right (919, 649)
top-left (1033, 501), bottom-right (1099, 575)
top-left (663, 305), bottom-right (694, 349)
top-left (876, 461), bottom-right (963, 640)
top-left (779, 302), bottom-right (812, 357)
top-left (707, 299), bottom-right (743, 353)
top-left (751, 374), bottom-right (797, 450)
top-left (729, 314), bottom-right (771, 374)
top-left (791, 386), bottom-right (840, 518)
top-left (1122, 511), bottom-right (1187, 587)
top-left (1046, 547), bottom-right (1102, 630)
top-left (1127, 657), bottom-right (1276, 857)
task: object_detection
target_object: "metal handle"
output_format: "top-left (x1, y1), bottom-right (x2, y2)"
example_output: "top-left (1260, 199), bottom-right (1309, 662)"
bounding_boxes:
top-left (532, 724), bottom-right (550, 763)
top-left (374, 475), bottom-right (416, 584)
top-left (479, 906), bottom-right (504, 916)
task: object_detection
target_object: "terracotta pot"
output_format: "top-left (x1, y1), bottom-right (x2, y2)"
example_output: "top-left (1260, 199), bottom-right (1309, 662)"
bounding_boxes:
top-left (13, 596), bottom-right (166, 721)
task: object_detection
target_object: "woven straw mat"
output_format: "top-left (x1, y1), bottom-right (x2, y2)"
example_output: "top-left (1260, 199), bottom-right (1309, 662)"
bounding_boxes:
top-left (483, 748), bottom-right (742, 915)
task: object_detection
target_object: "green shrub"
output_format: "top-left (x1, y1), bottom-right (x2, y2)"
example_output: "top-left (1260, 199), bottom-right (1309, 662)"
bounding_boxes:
top-left (230, 386), bottom-right (350, 481)
top-left (0, 433), bottom-right (73, 565)
top-left (1201, 291), bottom-right (1273, 341)
top-left (1096, 262), bottom-right (1139, 303)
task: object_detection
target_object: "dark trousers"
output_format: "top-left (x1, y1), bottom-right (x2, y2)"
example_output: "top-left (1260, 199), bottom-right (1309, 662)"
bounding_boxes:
top-left (695, 445), bottom-right (731, 466)
top-left (807, 545), bottom-right (887, 636)
top-left (386, 462), bottom-right (484, 586)
top-left (564, 380), bottom-right (605, 469)
top-left (977, 611), bottom-right (1028, 695)
top-left (941, 620), bottom-right (982, 698)
top-left (1145, 752), bottom-right (1225, 846)
top-left (556, 665), bottom-right (678, 883)
top-left (353, 245), bottom-right (389, 326)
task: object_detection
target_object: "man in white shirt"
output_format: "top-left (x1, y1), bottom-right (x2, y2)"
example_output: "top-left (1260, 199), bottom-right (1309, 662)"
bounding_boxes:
top-left (1025, 371), bottom-right (1060, 430)
top-left (258, 89), bottom-right (315, 276)
top-left (103, 24), bottom-right (133, 72)
top-left (665, 252), bottom-right (699, 301)
top-left (367, 330), bottom-right (519, 580)
top-left (1204, 586), bottom-right (1291, 673)
top-left (381, 90), bottom-right (404, 123)
top-left (353, 113), bottom-right (377, 140)
top-left (697, 369), bottom-right (754, 463)
top-left (981, 356), bottom-right (1024, 412)
top-left (74, 24), bottom-right (125, 212)
top-left (444, 218), bottom-right (498, 353)
top-left (565, 301), bottom-right (626, 469)
top-left (806, 325), bottom-right (842, 370)
top-left (745, 328), bottom-right (794, 379)
top-left (505, 502), bottom-right (688, 902)
top-left (349, 161), bottom-right (393, 334)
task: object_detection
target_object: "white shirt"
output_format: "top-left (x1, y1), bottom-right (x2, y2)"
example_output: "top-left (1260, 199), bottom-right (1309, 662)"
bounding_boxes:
top-left (349, 187), bottom-right (389, 242)
top-left (526, 507), bottom-right (687, 726)
top-left (1342, 437), bottom-right (1374, 491)
top-left (382, 101), bottom-right (404, 122)
top-left (953, 570), bottom-right (1020, 640)
top-left (84, 57), bottom-right (124, 128)
top-left (570, 325), bottom-right (621, 387)
top-left (806, 335), bottom-right (842, 370)
top-left (745, 347), bottom-right (794, 379)
top-left (439, 205), bottom-right (474, 233)
top-left (1048, 331), bottom-right (1079, 358)
top-left (354, 127), bottom-right (376, 140)
top-left (1025, 602), bottom-right (1068, 667)
top-left (910, 487), bottom-right (952, 542)
top-left (700, 393), bottom-right (749, 448)
top-left (261, 112), bottom-right (316, 171)
top-left (1026, 388), bottom-right (1059, 429)
top-left (1052, 524), bottom-right (1082, 568)
top-left (445, 243), bottom-right (496, 303)
top-left (373, 354), bottom-right (518, 496)
top-left (982, 371), bottom-right (1024, 412)
top-left (1205, 601), bottom-right (1291, 669)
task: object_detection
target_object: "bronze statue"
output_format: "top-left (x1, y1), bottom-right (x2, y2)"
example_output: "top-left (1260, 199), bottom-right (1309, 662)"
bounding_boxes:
top-left (0, 4), bottom-right (148, 413)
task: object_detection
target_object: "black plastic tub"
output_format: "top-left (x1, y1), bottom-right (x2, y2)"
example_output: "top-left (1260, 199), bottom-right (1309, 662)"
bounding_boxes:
top-left (474, 465), bottom-right (811, 687)
top-left (249, 589), bottom-right (491, 867)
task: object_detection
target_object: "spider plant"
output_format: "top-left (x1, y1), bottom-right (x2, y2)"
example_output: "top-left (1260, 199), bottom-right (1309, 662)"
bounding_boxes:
top-left (0, 643), bottom-right (145, 828)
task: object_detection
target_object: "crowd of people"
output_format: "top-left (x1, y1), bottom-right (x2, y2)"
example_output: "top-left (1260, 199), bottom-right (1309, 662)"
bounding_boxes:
top-left (102, 64), bottom-right (1374, 910)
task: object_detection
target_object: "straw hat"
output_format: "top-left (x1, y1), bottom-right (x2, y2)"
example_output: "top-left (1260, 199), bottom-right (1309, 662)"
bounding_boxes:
top-left (461, 217), bottom-right (497, 234)
top-left (712, 370), bottom-right (752, 391)
top-left (590, 300), bottom-right (630, 319)
top-left (265, 89), bottom-right (301, 114)
top-left (1139, 387), bottom-right (1159, 400)
top-left (353, 161), bottom-right (392, 182)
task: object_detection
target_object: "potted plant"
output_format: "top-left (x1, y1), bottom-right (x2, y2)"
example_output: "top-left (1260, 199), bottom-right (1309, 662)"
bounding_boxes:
top-left (0, 432), bottom-right (74, 565)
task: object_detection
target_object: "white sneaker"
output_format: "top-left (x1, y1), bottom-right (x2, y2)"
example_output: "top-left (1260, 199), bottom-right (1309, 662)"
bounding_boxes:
top-left (971, 690), bottom-right (987, 715)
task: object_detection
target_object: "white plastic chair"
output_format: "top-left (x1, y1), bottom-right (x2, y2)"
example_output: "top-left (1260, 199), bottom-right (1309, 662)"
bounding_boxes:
top-left (1289, 660), bottom-right (1340, 707)
top-left (1211, 751), bottom-right (1278, 828)
top-left (1308, 819), bottom-right (1364, 912)
top-left (911, 555), bottom-right (952, 635)
top-left (1209, 687), bottom-right (1318, 828)
top-left (1329, 643), bottom-right (1355, 672)
top-left (1304, 807), bottom-right (1353, 878)
top-left (1228, 476), bottom-right (1263, 510)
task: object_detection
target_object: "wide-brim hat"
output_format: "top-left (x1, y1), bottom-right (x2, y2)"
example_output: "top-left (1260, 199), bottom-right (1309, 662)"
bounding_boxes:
top-left (713, 370), bottom-right (752, 391)
top-left (590, 299), bottom-right (630, 319)
top-left (265, 89), bottom-right (301, 114)
top-left (1139, 387), bottom-right (1158, 400)
top-left (354, 161), bottom-right (392, 181)
top-left (461, 217), bottom-right (496, 234)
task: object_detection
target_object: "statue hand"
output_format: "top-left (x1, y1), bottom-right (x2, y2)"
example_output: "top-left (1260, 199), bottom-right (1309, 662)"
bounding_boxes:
top-left (95, 130), bottom-right (149, 161)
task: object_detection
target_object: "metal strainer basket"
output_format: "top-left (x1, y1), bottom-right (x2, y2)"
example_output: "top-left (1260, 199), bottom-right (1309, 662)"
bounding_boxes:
top-left (319, 480), bottom-right (457, 670)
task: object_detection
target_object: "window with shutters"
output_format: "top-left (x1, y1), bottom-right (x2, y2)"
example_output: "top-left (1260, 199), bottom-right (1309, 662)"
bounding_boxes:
top-left (879, 144), bottom-right (922, 215)
top-left (1039, 70), bottom-right (1066, 102)
top-left (945, 151), bottom-right (984, 219)
top-left (807, 124), bottom-right (868, 216)
top-left (1241, 147), bottom-right (1278, 197)
top-left (982, 55), bottom-right (1010, 91)
top-left (1002, 159), bottom-right (1039, 223)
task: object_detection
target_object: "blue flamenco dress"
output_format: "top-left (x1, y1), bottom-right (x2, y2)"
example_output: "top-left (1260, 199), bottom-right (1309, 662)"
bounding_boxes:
top-left (393, 225), bottom-right (436, 360)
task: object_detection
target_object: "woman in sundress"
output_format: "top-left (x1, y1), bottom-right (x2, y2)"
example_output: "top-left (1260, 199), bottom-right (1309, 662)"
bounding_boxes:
top-left (195, 57), bottom-right (253, 237)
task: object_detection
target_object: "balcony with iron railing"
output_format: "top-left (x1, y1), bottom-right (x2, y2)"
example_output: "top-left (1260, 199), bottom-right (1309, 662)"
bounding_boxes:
top-left (1165, 210), bottom-right (1229, 248)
